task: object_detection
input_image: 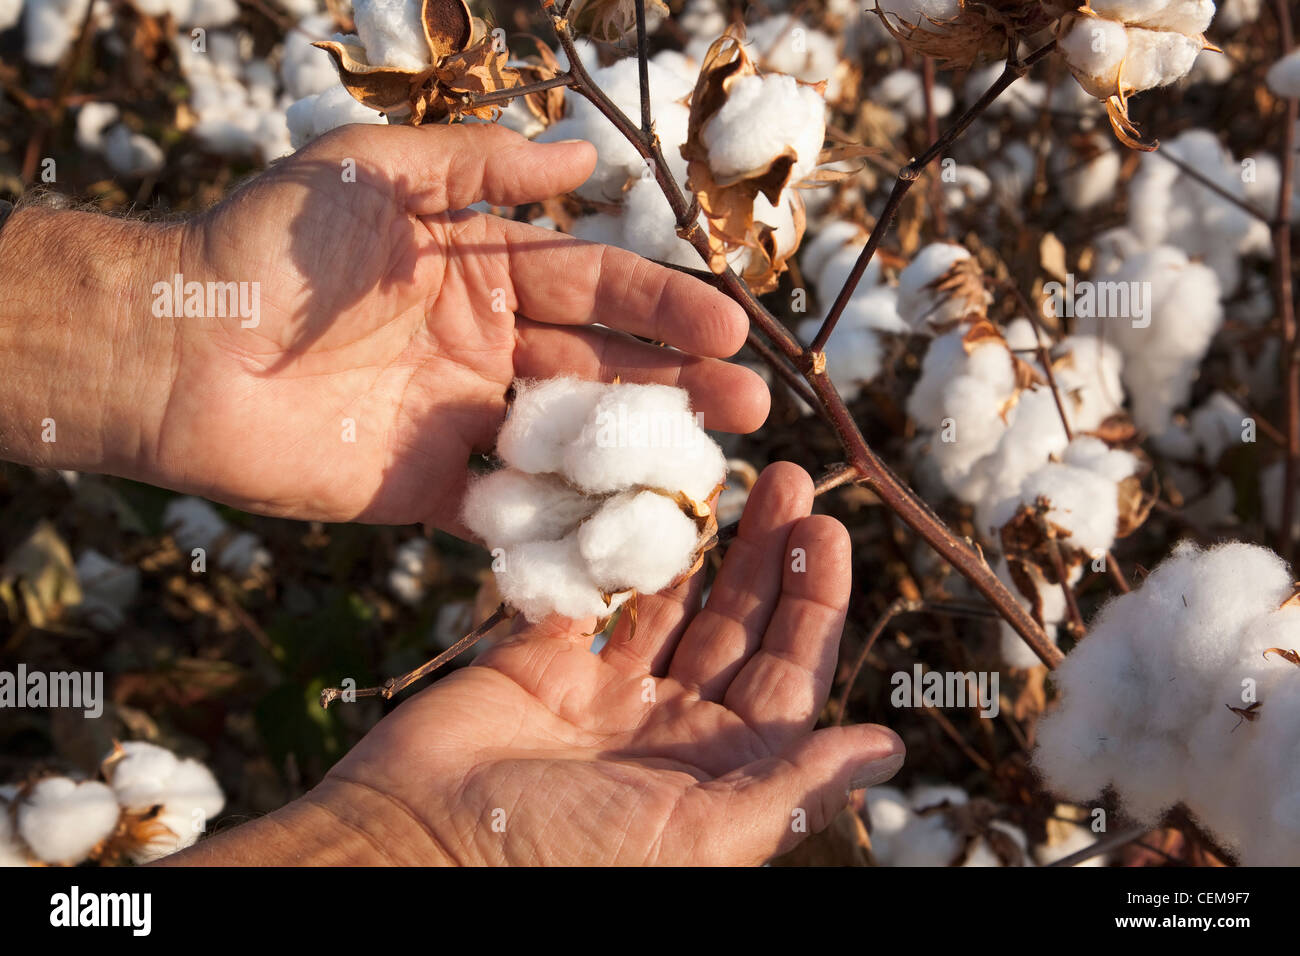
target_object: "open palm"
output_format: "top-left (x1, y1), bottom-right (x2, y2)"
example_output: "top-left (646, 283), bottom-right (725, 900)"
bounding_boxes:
top-left (319, 464), bottom-right (903, 865)
top-left (155, 123), bottom-right (768, 530)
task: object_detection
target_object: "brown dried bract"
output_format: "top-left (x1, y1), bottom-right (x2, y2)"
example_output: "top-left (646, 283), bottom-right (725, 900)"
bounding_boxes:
top-left (873, 0), bottom-right (1049, 70)
top-left (570, 0), bottom-right (668, 45)
top-left (314, 0), bottom-right (520, 124)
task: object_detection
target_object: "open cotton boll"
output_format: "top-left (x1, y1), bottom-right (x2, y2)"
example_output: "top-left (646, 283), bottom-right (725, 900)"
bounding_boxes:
top-left (74, 549), bottom-right (139, 631)
top-left (24, 0), bottom-right (92, 68)
top-left (387, 537), bottom-right (435, 606)
top-left (815, 242), bottom-right (882, 302)
top-left (163, 496), bottom-right (271, 577)
top-left (106, 743), bottom-right (224, 863)
top-left (620, 177), bottom-right (704, 269)
top-left (941, 165), bottom-right (992, 212)
top-left (0, 0), bottom-right (21, 30)
top-left (896, 242), bottom-right (988, 330)
top-left (17, 778), bottom-right (120, 865)
top-left (282, 15), bottom-right (345, 100)
top-left (75, 102), bottom-right (120, 153)
top-left (1186, 391), bottom-right (1250, 465)
top-left (965, 61), bottom-right (1046, 121)
top-left (800, 221), bottom-right (862, 287)
top-left (1076, 245), bottom-right (1222, 434)
top-left (876, 0), bottom-right (962, 30)
top-left (102, 125), bottom-right (165, 177)
top-left (352, 0), bottom-right (431, 71)
top-left (286, 82), bottom-right (387, 150)
top-left (498, 536), bottom-right (626, 623)
top-left (747, 15), bottom-right (843, 100)
top-left (799, 288), bottom-right (905, 400)
top-left (497, 377), bottom-right (609, 475)
top-left (864, 786), bottom-right (914, 863)
top-left (873, 69), bottom-right (954, 122)
top-left (578, 491), bottom-right (699, 593)
top-left (1267, 49), bottom-right (1300, 98)
top-left (463, 470), bottom-right (597, 548)
top-left (1036, 821), bottom-right (1108, 866)
top-left (700, 73), bottom-right (826, 186)
top-left (561, 384), bottom-right (727, 504)
top-left (1059, 16), bottom-right (1130, 98)
top-left (1053, 133), bottom-right (1120, 212)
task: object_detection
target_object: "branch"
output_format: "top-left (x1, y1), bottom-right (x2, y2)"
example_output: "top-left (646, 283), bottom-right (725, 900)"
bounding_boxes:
top-left (634, 0), bottom-right (652, 133)
top-left (463, 73), bottom-right (575, 109)
top-left (541, 9), bottom-right (1061, 668)
top-left (806, 40), bottom-right (1058, 356)
top-left (320, 604), bottom-right (513, 708)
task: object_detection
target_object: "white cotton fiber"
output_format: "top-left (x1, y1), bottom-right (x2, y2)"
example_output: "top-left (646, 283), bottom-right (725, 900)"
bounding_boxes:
top-left (286, 82), bottom-right (387, 150)
top-left (897, 242), bottom-right (988, 330)
top-left (800, 221), bottom-right (862, 288)
top-left (1035, 541), bottom-right (1300, 862)
top-left (387, 537), bottom-right (434, 606)
top-left (748, 15), bottom-right (843, 100)
top-left (1268, 49), bottom-right (1300, 99)
top-left (1059, 17), bottom-right (1130, 98)
top-left (75, 102), bottom-right (120, 153)
top-left (873, 69), bottom-right (954, 122)
top-left (106, 741), bottom-right (224, 862)
top-left (498, 536), bottom-right (626, 622)
top-left (74, 549), bottom-right (139, 631)
top-left (163, 496), bottom-right (271, 577)
top-left (17, 777), bottom-right (120, 865)
top-left (282, 15), bottom-right (346, 100)
top-left (352, 0), bottom-right (431, 71)
top-left (562, 384), bottom-right (727, 503)
top-left (497, 377), bottom-right (609, 475)
top-left (463, 470), bottom-right (596, 548)
top-left (103, 125), bottom-right (165, 177)
top-left (701, 73), bottom-right (826, 186)
top-left (578, 491), bottom-right (699, 593)
top-left (799, 287), bottom-right (906, 400)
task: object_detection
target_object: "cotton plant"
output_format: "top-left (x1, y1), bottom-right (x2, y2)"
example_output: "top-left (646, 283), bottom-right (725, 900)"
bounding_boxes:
top-left (461, 378), bottom-right (725, 624)
top-left (1035, 541), bottom-right (1300, 865)
top-left (3, 742), bottom-right (224, 866)
top-left (1057, 0), bottom-right (1219, 148)
top-left (865, 784), bottom-right (1034, 867)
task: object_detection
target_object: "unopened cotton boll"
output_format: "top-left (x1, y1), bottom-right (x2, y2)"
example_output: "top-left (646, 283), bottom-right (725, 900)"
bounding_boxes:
top-left (700, 73), bottom-right (826, 186)
top-left (463, 470), bottom-right (597, 548)
top-left (17, 778), bottom-right (121, 865)
top-left (352, 0), bottom-right (431, 71)
top-left (577, 491), bottom-right (699, 593)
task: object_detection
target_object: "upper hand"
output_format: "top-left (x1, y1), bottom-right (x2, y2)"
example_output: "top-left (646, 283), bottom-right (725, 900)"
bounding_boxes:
top-left (150, 122), bottom-right (769, 530)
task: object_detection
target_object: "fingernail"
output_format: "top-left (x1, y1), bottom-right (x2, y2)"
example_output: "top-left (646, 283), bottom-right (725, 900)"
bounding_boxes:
top-left (550, 138), bottom-right (590, 146)
top-left (848, 752), bottom-right (904, 792)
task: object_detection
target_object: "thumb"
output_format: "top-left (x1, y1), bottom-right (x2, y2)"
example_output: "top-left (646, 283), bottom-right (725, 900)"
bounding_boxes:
top-left (319, 122), bottom-right (596, 215)
top-left (667, 725), bottom-right (904, 866)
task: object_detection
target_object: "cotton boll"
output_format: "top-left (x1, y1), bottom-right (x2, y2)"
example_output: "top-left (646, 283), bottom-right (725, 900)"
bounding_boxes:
top-left (0, 0), bottom-right (22, 30)
top-left (941, 165), bottom-right (992, 212)
top-left (24, 0), bottom-right (92, 68)
top-left (1267, 49), bottom-right (1300, 98)
top-left (286, 82), bottom-right (386, 150)
top-left (498, 536), bottom-right (625, 622)
top-left (106, 742), bottom-right (224, 862)
top-left (74, 549), bottom-right (139, 631)
top-left (701, 73), bottom-right (826, 185)
top-left (798, 289), bottom-right (902, 400)
top-left (162, 497), bottom-right (271, 577)
top-left (17, 778), bottom-right (120, 865)
top-left (102, 124), bottom-right (165, 177)
top-left (1187, 391), bottom-right (1249, 465)
top-left (864, 786), bottom-right (914, 864)
top-left (1059, 17), bottom-right (1130, 99)
top-left (498, 377), bottom-right (609, 475)
top-left (876, 0), bottom-right (962, 30)
top-left (873, 68), bottom-right (953, 121)
top-left (562, 384), bottom-right (727, 503)
top-left (800, 221), bottom-right (862, 286)
top-left (1121, 27), bottom-right (1204, 90)
top-left (965, 62), bottom-right (1046, 121)
top-left (1052, 335), bottom-right (1126, 432)
top-left (621, 177), bottom-right (702, 268)
top-left (1053, 133), bottom-right (1121, 212)
top-left (987, 141), bottom-right (1038, 207)
top-left (909, 784), bottom-right (968, 812)
top-left (352, 0), bottom-right (430, 71)
top-left (75, 102), bottom-right (120, 153)
top-left (387, 537), bottom-right (435, 606)
top-left (282, 15), bottom-right (343, 100)
top-left (1036, 821), bottom-right (1109, 866)
top-left (578, 491), bottom-right (698, 593)
top-left (815, 241), bottom-right (883, 302)
top-left (463, 470), bottom-right (597, 548)
top-left (747, 15), bottom-right (843, 100)
top-left (897, 242), bottom-right (988, 330)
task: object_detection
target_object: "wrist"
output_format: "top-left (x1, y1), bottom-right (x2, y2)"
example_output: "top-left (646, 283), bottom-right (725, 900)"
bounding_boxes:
top-left (0, 205), bottom-right (182, 478)
top-left (159, 777), bottom-right (456, 866)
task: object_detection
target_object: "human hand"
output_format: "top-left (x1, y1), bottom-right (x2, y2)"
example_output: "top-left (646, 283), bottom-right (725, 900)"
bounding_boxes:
top-left (0, 123), bottom-right (768, 531)
top-left (171, 463), bottom-right (903, 866)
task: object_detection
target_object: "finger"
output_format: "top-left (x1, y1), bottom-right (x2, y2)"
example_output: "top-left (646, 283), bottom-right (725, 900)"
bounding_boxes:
top-left (513, 318), bottom-right (770, 433)
top-left (445, 214), bottom-right (748, 357)
top-left (723, 515), bottom-right (852, 750)
top-left (314, 123), bottom-right (597, 214)
top-left (600, 567), bottom-right (705, 678)
top-left (662, 725), bottom-right (904, 865)
top-left (667, 462), bottom-right (813, 700)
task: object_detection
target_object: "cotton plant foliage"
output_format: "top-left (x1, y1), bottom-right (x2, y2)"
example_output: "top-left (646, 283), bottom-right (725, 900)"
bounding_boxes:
top-left (3, 742), bottom-right (224, 866)
top-left (1035, 542), bottom-right (1300, 865)
top-left (463, 378), bottom-right (725, 625)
